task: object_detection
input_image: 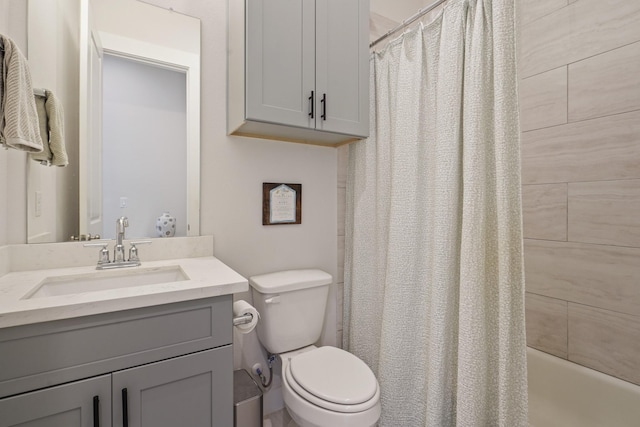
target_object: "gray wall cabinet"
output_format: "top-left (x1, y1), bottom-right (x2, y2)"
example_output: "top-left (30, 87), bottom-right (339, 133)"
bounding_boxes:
top-left (0, 296), bottom-right (233, 427)
top-left (229, 0), bottom-right (370, 146)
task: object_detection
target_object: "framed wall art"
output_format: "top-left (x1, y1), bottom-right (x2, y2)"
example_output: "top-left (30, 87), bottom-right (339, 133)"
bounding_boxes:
top-left (262, 183), bottom-right (302, 225)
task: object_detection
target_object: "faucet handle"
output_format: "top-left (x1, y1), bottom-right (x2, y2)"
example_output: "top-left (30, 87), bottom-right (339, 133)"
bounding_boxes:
top-left (83, 242), bottom-right (111, 265)
top-left (83, 241), bottom-right (111, 246)
top-left (128, 240), bottom-right (152, 262)
top-left (129, 240), bottom-right (152, 245)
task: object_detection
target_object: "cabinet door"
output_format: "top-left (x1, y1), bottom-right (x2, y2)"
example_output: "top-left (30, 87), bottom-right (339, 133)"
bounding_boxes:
top-left (315, 0), bottom-right (369, 137)
top-left (112, 346), bottom-right (232, 427)
top-left (0, 375), bottom-right (111, 427)
top-left (246, 0), bottom-right (316, 128)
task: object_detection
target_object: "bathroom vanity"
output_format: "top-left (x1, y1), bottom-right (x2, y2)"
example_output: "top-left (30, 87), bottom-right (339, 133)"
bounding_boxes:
top-left (0, 238), bottom-right (247, 427)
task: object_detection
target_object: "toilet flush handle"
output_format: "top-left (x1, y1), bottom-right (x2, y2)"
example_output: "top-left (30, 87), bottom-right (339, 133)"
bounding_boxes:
top-left (265, 296), bottom-right (281, 304)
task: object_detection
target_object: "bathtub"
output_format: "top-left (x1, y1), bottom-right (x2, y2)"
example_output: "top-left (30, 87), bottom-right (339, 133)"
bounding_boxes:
top-left (527, 347), bottom-right (640, 427)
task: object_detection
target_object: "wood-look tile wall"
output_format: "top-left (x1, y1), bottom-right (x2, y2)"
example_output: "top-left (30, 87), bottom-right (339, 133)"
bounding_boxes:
top-left (336, 145), bottom-right (348, 349)
top-left (519, 0), bottom-right (640, 385)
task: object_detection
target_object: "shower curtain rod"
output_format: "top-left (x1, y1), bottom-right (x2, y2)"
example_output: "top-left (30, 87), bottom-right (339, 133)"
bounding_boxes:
top-left (370, 0), bottom-right (449, 49)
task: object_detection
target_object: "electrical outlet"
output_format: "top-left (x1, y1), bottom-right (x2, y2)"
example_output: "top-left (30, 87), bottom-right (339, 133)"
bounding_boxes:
top-left (35, 191), bottom-right (42, 217)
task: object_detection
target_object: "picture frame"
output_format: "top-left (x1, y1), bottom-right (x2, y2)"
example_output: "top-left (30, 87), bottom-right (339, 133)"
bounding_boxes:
top-left (262, 183), bottom-right (302, 225)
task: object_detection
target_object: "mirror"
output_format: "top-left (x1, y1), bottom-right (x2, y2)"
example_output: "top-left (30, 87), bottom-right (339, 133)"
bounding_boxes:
top-left (23, 0), bottom-right (200, 242)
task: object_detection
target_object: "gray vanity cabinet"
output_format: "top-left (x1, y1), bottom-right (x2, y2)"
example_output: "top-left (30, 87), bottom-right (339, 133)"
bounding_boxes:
top-left (0, 375), bottom-right (111, 427)
top-left (229, 0), bottom-right (370, 146)
top-left (0, 296), bottom-right (233, 427)
top-left (112, 347), bottom-right (231, 427)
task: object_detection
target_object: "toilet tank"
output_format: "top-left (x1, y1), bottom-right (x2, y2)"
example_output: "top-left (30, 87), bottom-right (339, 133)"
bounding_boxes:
top-left (249, 269), bottom-right (332, 354)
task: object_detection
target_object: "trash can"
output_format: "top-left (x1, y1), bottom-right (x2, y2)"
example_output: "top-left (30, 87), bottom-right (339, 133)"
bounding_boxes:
top-left (234, 369), bottom-right (263, 427)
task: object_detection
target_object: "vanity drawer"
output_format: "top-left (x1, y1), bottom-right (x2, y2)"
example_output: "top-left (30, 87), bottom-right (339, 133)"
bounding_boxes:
top-left (0, 295), bottom-right (231, 398)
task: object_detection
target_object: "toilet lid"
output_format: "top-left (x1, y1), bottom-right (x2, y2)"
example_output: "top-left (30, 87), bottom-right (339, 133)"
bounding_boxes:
top-left (289, 346), bottom-right (378, 406)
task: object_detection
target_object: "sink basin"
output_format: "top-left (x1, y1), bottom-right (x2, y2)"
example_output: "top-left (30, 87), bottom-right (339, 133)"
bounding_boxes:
top-left (24, 266), bottom-right (189, 299)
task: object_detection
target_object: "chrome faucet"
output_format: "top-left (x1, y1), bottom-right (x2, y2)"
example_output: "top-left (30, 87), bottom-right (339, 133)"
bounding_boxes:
top-left (114, 216), bottom-right (129, 262)
top-left (84, 217), bottom-right (151, 270)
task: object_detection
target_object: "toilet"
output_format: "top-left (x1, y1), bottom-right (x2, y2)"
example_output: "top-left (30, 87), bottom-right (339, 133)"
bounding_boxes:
top-left (250, 269), bottom-right (381, 427)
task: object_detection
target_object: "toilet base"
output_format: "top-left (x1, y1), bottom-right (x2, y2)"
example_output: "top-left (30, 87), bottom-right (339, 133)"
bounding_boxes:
top-left (284, 393), bottom-right (380, 427)
top-left (280, 348), bottom-right (381, 427)
top-left (283, 388), bottom-right (380, 427)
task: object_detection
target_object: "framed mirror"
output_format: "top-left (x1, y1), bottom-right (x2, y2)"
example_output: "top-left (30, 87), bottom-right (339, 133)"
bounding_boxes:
top-left (24, 0), bottom-right (200, 243)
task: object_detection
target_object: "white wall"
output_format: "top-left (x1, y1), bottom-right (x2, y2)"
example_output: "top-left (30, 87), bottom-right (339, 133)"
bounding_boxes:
top-left (26, 0), bottom-right (59, 243)
top-left (0, 0), bottom-right (28, 246)
top-left (26, 0), bottom-right (80, 243)
top-left (1, 0), bottom-right (79, 244)
top-left (370, 0), bottom-right (430, 23)
top-left (92, 0), bottom-right (199, 55)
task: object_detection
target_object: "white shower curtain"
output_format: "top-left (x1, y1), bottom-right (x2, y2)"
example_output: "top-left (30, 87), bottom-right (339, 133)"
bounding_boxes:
top-left (344, 0), bottom-right (527, 425)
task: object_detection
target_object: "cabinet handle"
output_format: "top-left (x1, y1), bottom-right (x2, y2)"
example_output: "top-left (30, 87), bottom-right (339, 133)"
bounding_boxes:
top-left (308, 91), bottom-right (314, 118)
top-left (321, 93), bottom-right (327, 120)
top-left (122, 388), bottom-right (129, 427)
top-left (93, 395), bottom-right (100, 427)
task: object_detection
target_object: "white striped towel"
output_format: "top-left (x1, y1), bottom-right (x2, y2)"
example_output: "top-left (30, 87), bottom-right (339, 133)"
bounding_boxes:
top-left (0, 34), bottom-right (43, 152)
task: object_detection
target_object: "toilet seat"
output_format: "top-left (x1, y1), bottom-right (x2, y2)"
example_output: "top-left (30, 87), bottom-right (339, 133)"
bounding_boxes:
top-left (284, 346), bottom-right (380, 414)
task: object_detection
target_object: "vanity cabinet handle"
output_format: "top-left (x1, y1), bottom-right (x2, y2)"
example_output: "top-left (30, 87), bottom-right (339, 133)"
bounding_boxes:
top-left (122, 388), bottom-right (129, 427)
top-left (321, 93), bottom-right (327, 120)
top-left (308, 91), bottom-right (314, 119)
top-left (93, 395), bottom-right (100, 427)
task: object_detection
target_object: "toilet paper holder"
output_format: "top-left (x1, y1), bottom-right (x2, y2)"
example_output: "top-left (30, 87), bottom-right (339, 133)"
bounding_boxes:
top-left (233, 313), bottom-right (254, 326)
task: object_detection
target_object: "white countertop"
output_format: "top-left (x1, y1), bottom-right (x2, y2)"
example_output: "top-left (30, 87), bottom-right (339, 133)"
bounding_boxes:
top-left (0, 256), bottom-right (248, 329)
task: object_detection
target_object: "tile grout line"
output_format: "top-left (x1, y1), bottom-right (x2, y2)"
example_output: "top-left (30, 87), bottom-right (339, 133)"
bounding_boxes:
top-left (521, 107), bottom-right (640, 134)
